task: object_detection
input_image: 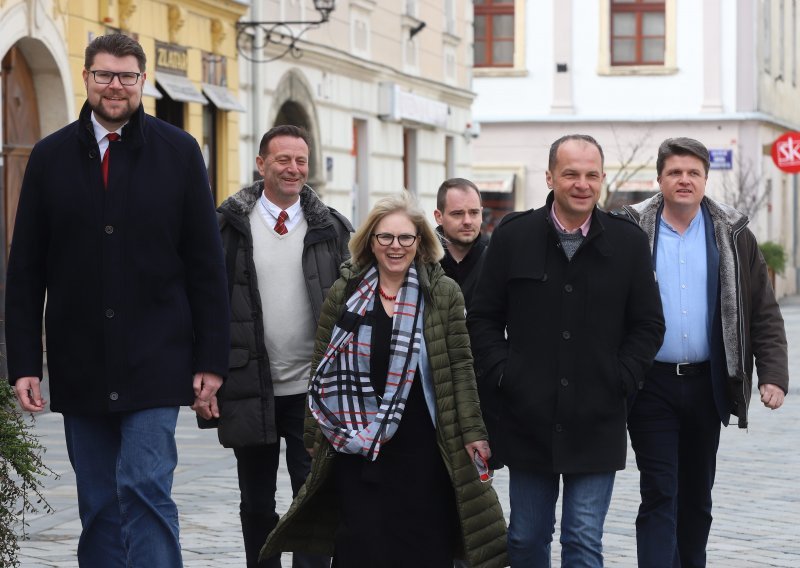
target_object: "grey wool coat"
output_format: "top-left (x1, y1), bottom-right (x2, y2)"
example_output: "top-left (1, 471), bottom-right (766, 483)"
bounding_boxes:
top-left (261, 260), bottom-right (508, 568)
top-left (215, 182), bottom-right (353, 447)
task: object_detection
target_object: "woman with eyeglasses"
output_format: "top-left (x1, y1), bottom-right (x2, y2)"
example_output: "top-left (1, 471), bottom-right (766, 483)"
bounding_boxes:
top-left (261, 192), bottom-right (507, 567)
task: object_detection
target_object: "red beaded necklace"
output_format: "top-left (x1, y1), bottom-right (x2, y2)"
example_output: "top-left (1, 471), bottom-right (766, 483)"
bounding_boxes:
top-left (378, 286), bottom-right (397, 301)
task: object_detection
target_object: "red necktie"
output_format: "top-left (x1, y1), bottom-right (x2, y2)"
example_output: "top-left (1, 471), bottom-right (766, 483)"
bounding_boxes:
top-left (274, 210), bottom-right (288, 235)
top-left (102, 132), bottom-right (120, 189)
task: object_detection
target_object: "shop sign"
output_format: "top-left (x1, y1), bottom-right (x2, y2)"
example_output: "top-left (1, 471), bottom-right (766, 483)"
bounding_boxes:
top-left (771, 132), bottom-right (800, 174)
top-left (155, 42), bottom-right (188, 76)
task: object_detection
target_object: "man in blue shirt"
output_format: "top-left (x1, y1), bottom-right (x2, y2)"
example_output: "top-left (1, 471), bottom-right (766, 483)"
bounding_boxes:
top-left (622, 137), bottom-right (789, 567)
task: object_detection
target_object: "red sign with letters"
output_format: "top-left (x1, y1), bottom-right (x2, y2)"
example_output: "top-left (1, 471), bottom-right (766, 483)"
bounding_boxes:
top-left (771, 132), bottom-right (800, 173)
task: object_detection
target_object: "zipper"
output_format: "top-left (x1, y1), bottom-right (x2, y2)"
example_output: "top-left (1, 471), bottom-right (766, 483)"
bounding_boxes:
top-left (731, 221), bottom-right (749, 427)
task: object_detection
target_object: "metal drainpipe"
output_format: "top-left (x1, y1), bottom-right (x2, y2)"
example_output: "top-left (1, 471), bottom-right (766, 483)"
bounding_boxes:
top-left (250, 1), bottom-right (261, 182)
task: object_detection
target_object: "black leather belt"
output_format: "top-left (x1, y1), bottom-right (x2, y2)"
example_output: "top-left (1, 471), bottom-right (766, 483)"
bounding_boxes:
top-left (653, 361), bottom-right (710, 376)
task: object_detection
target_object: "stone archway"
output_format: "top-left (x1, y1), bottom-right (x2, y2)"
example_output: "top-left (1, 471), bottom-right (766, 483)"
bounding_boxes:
top-left (270, 70), bottom-right (323, 189)
top-left (0, 25), bottom-right (71, 320)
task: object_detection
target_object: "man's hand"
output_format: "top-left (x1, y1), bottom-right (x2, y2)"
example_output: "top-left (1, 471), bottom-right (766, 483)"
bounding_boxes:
top-left (14, 377), bottom-right (46, 412)
top-left (759, 383), bottom-right (785, 410)
top-left (191, 372), bottom-right (223, 420)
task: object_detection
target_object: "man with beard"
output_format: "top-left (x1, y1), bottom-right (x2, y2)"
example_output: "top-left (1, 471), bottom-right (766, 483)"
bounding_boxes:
top-left (5, 34), bottom-right (229, 567)
top-left (434, 178), bottom-right (501, 473)
top-left (434, 177), bottom-right (488, 308)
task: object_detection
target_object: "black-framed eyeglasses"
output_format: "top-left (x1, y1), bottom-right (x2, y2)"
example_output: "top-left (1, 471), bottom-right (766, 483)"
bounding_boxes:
top-left (372, 233), bottom-right (418, 247)
top-left (89, 70), bottom-right (142, 86)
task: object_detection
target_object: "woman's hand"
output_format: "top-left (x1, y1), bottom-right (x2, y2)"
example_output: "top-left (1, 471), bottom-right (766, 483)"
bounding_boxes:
top-left (465, 440), bottom-right (491, 463)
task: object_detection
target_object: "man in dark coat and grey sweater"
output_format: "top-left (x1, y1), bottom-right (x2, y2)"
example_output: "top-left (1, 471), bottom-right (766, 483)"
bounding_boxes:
top-left (212, 125), bottom-right (352, 568)
top-left (5, 35), bottom-right (229, 567)
top-left (468, 134), bottom-right (665, 567)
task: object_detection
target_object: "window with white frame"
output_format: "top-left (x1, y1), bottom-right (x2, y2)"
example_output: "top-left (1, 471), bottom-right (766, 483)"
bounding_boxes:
top-left (598, 0), bottom-right (676, 75)
top-left (350, 9), bottom-right (370, 58)
top-left (445, 0), bottom-right (457, 36)
top-left (610, 0), bottom-right (665, 66)
top-left (474, 0), bottom-right (515, 67)
top-left (444, 44), bottom-right (457, 84)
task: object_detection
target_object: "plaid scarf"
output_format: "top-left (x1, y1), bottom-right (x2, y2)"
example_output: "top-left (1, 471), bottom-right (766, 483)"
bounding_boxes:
top-left (308, 263), bottom-right (424, 461)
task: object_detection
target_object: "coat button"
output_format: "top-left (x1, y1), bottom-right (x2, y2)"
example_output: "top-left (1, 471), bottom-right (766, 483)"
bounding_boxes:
top-left (564, 284), bottom-right (573, 292)
top-left (109, 392), bottom-right (119, 401)
top-left (105, 308), bottom-right (115, 318)
top-left (554, 424), bottom-right (563, 432)
top-left (562, 330), bottom-right (571, 340)
top-left (104, 225), bottom-right (114, 234)
top-left (560, 377), bottom-right (569, 387)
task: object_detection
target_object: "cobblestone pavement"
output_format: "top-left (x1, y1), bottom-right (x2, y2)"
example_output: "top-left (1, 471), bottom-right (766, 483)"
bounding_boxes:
top-left (14, 298), bottom-right (800, 567)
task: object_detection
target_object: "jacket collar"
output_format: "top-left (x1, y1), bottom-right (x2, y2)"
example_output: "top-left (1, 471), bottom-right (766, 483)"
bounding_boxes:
top-left (340, 259), bottom-right (444, 307)
top-left (219, 181), bottom-right (335, 229)
top-left (625, 193), bottom-right (748, 241)
top-left (435, 225), bottom-right (489, 264)
top-left (543, 191), bottom-right (612, 257)
top-left (78, 100), bottom-right (146, 151)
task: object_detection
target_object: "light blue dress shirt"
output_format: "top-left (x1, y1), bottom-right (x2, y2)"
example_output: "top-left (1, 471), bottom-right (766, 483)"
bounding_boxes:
top-left (655, 213), bottom-right (710, 364)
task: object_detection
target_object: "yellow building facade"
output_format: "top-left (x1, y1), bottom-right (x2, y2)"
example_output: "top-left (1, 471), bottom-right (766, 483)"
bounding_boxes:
top-left (69, 0), bottom-right (247, 201)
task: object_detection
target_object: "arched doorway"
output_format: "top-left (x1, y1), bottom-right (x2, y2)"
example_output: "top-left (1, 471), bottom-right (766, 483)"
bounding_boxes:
top-left (2, 46), bottom-right (41, 259)
top-left (274, 100), bottom-right (317, 184)
top-left (270, 70), bottom-right (323, 189)
top-left (0, 35), bottom-right (69, 324)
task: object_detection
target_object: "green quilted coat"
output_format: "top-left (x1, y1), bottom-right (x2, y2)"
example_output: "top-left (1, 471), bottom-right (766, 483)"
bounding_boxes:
top-left (261, 260), bottom-right (508, 567)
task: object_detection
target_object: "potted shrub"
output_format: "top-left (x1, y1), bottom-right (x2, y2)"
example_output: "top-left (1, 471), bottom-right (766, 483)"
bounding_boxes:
top-left (759, 241), bottom-right (787, 291)
top-left (1, 358), bottom-right (56, 567)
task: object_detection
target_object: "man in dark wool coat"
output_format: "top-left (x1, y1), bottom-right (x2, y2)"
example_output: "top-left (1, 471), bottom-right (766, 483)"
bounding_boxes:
top-left (468, 134), bottom-right (665, 567)
top-left (5, 34), bottom-right (229, 567)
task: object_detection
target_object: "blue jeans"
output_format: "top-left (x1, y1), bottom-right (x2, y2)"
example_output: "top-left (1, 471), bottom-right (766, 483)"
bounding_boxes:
top-left (508, 469), bottom-right (615, 567)
top-left (63, 407), bottom-right (182, 568)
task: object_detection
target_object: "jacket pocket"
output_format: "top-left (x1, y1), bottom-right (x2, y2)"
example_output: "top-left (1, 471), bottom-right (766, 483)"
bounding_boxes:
top-left (229, 348), bottom-right (249, 369)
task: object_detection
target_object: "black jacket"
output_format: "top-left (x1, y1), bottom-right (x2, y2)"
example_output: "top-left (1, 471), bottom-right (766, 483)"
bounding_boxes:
top-left (438, 228), bottom-right (488, 309)
top-left (467, 192), bottom-right (665, 473)
top-left (5, 102), bottom-right (229, 413)
top-left (215, 182), bottom-right (353, 447)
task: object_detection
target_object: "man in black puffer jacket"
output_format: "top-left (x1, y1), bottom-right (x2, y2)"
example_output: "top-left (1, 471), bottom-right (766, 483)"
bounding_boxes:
top-left (214, 125), bottom-right (352, 568)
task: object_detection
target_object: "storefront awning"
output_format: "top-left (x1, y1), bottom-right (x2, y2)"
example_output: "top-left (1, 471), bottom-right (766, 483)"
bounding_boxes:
top-left (474, 173), bottom-right (516, 193)
top-left (156, 73), bottom-right (208, 105)
top-left (142, 80), bottom-right (163, 99)
top-left (201, 83), bottom-right (246, 112)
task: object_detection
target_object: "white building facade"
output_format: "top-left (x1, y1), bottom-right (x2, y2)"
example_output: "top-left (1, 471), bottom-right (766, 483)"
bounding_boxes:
top-left (472, 0), bottom-right (800, 296)
top-left (237, 0), bottom-right (478, 225)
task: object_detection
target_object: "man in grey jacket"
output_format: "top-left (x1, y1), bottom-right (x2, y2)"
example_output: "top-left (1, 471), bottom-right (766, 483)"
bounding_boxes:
top-left (621, 137), bottom-right (789, 567)
top-left (210, 125), bottom-right (352, 567)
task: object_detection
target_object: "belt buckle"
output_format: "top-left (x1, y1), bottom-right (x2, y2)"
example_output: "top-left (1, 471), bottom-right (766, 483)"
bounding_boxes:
top-left (676, 363), bottom-right (686, 376)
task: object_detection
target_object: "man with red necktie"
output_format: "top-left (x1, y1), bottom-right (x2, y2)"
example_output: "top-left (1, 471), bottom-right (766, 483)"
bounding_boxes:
top-left (5, 34), bottom-right (229, 567)
top-left (212, 125), bottom-right (353, 567)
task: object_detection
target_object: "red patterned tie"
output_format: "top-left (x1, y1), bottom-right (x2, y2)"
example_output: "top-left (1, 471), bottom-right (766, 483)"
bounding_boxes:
top-left (274, 210), bottom-right (288, 235)
top-left (102, 133), bottom-right (120, 189)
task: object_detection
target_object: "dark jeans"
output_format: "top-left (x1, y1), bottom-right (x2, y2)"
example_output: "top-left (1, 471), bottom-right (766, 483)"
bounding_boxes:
top-left (63, 407), bottom-right (182, 568)
top-left (628, 365), bottom-right (721, 568)
top-left (234, 393), bottom-right (328, 568)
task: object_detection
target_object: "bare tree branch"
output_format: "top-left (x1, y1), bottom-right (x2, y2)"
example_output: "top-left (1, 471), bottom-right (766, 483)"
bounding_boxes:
top-left (718, 148), bottom-right (770, 219)
top-left (602, 126), bottom-right (655, 209)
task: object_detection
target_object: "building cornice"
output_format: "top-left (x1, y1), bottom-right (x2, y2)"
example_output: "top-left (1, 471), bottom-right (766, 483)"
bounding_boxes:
top-left (474, 112), bottom-right (800, 131)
